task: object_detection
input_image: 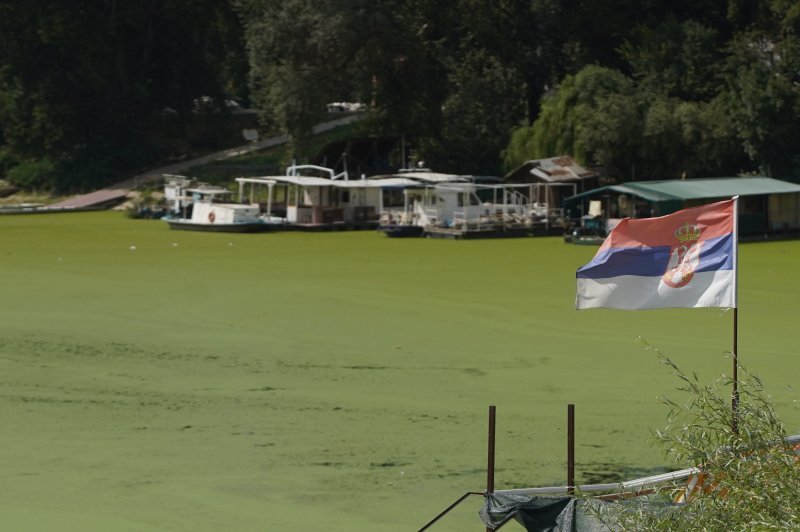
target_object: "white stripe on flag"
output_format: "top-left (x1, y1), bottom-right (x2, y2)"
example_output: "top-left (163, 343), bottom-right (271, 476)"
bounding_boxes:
top-left (576, 270), bottom-right (735, 310)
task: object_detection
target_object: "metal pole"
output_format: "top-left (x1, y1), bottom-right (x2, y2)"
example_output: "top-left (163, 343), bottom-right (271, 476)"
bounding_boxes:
top-left (732, 196), bottom-right (740, 434)
top-left (417, 492), bottom-right (483, 532)
top-left (732, 307), bottom-right (739, 434)
top-left (487, 405), bottom-right (496, 532)
top-left (487, 405), bottom-right (496, 493)
top-left (567, 404), bottom-right (575, 496)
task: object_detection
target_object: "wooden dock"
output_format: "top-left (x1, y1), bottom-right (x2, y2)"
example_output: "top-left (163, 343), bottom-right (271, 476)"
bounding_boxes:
top-left (424, 224), bottom-right (532, 240)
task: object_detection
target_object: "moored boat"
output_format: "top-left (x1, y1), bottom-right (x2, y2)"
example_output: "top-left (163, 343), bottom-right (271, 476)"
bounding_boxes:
top-left (379, 224), bottom-right (425, 238)
top-left (164, 184), bottom-right (284, 232)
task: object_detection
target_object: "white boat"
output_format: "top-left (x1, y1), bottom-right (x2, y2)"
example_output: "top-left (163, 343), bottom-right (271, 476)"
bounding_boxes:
top-left (379, 181), bottom-right (551, 238)
top-left (237, 164), bottom-right (424, 230)
top-left (164, 183), bottom-right (284, 232)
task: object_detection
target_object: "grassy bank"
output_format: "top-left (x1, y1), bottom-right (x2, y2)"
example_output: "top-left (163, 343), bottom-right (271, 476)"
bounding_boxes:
top-left (1, 212), bottom-right (798, 531)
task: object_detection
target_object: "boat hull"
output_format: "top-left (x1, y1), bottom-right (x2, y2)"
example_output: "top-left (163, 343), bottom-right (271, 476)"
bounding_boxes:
top-left (166, 219), bottom-right (277, 233)
top-left (380, 225), bottom-right (425, 238)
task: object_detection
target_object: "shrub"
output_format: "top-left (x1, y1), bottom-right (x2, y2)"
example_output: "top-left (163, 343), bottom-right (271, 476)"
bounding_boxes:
top-left (598, 347), bottom-right (800, 530)
top-left (6, 157), bottom-right (57, 190)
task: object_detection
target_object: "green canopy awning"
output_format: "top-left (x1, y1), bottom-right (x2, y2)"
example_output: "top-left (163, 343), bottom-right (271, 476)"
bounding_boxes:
top-left (566, 177), bottom-right (800, 205)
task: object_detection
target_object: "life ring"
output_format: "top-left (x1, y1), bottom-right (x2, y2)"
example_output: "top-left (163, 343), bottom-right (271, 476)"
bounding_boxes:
top-left (208, 211), bottom-right (216, 223)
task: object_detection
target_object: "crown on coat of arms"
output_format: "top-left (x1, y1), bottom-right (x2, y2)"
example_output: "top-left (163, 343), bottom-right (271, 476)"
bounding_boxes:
top-left (675, 222), bottom-right (701, 243)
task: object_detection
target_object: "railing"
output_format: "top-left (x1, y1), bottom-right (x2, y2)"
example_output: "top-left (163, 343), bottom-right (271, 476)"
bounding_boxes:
top-left (452, 205), bottom-right (534, 233)
top-left (417, 492), bottom-right (486, 532)
top-left (547, 207), bottom-right (565, 229)
top-left (431, 201), bottom-right (562, 233)
top-left (285, 163), bottom-right (348, 180)
top-left (506, 189), bottom-right (527, 207)
top-left (424, 207), bottom-right (440, 227)
top-left (452, 211), bottom-right (468, 230)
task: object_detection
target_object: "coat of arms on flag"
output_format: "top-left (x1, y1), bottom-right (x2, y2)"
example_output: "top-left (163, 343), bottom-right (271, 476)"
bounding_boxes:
top-left (576, 199), bottom-right (737, 310)
top-left (662, 221), bottom-right (702, 288)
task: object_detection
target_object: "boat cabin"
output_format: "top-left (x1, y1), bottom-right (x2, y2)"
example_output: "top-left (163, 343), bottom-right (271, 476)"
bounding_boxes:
top-left (379, 181), bottom-right (562, 238)
top-left (240, 165), bottom-right (422, 230)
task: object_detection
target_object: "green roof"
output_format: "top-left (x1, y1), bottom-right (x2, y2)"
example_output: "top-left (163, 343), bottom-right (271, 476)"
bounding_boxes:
top-left (567, 177), bottom-right (800, 203)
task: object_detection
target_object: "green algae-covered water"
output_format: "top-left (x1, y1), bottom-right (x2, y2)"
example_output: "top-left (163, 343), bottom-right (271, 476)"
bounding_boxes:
top-left (1, 211), bottom-right (798, 531)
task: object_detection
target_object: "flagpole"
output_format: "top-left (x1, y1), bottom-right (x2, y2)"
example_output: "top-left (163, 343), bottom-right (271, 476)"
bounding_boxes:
top-left (732, 307), bottom-right (738, 433)
top-left (732, 196), bottom-right (740, 434)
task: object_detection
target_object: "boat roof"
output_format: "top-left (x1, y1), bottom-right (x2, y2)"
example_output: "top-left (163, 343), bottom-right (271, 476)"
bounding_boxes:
top-left (336, 177), bottom-right (421, 188)
top-left (236, 177), bottom-right (277, 185)
top-left (370, 171), bottom-right (469, 183)
top-left (185, 186), bottom-right (231, 195)
top-left (433, 182), bottom-right (540, 191)
top-left (241, 175), bottom-right (422, 188)
top-left (212, 203), bottom-right (259, 210)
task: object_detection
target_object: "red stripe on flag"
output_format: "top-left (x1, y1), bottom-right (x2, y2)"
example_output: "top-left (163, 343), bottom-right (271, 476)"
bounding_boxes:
top-left (598, 199), bottom-right (734, 251)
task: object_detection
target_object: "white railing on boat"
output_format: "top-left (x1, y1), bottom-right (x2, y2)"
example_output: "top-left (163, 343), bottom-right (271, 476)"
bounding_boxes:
top-left (286, 164), bottom-right (349, 181)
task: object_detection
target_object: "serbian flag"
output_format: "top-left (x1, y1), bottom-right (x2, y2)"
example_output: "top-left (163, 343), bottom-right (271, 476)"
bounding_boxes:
top-left (576, 199), bottom-right (737, 310)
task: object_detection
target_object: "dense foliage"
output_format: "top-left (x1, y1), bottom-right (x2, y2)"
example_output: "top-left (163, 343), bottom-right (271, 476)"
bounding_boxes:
top-left (2, 1), bottom-right (800, 190)
top-left (0, 0), bottom-right (247, 191)
top-left (239, 0), bottom-right (800, 179)
top-left (505, 4), bottom-right (800, 180)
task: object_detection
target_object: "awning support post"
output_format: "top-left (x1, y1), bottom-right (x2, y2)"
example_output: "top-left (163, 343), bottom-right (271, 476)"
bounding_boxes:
top-left (568, 404), bottom-right (575, 496)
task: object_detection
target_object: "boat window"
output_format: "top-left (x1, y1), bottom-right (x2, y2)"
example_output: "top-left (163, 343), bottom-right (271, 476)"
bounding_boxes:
top-left (382, 189), bottom-right (405, 207)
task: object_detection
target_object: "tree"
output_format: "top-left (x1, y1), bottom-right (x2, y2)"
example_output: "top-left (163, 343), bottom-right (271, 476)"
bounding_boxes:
top-left (240, 0), bottom-right (449, 160)
top-left (502, 66), bottom-right (640, 176)
top-left (451, 0), bottom-right (567, 126)
top-left (421, 47), bottom-right (524, 174)
top-left (619, 18), bottom-right (724, 101)
top-left (716, 1), bottom-right (800, 178)
top-left (0, 0), bottom-right (247, 191)
top-left (240, 0), bottom-right (353, 157)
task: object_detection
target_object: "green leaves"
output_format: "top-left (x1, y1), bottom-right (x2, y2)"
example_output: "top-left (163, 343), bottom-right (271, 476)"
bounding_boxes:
top-left (607, 350), bottom-right (800, 530)
top-left (0, 0), bottom-right (247, 191)
top-left (503, 66), bottom-right (641, 176)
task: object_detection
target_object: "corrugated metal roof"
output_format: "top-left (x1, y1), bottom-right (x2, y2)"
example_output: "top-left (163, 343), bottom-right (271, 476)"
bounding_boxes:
top-left (567, 177), bottom-right (800, 203)
top-left (531, 167), bottom-right (584, 182)
top-left (627, 177), bottom-right (800, 199)
top-left (566, 184), bottom-right (679, 203)
top-left (505, 155), bottom-right (597, 183)
top-left (608, 184), bottom-right (680, 201)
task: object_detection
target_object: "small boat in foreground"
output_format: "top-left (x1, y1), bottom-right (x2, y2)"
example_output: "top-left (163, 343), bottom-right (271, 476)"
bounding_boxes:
top-left (164, 184), bottom-right (284, 232)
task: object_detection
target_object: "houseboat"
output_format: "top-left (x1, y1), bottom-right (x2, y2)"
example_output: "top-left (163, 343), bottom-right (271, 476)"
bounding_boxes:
top-left (378, 181), bottom-right (565, 239)
top-left (238, 165), bottom-right (423, 231)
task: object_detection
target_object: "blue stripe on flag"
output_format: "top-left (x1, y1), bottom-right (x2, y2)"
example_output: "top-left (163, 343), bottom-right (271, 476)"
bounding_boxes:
top-left (695, 234), bottom-right (735, 274)
top-left (577, 233), bottom-right (733, 279)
